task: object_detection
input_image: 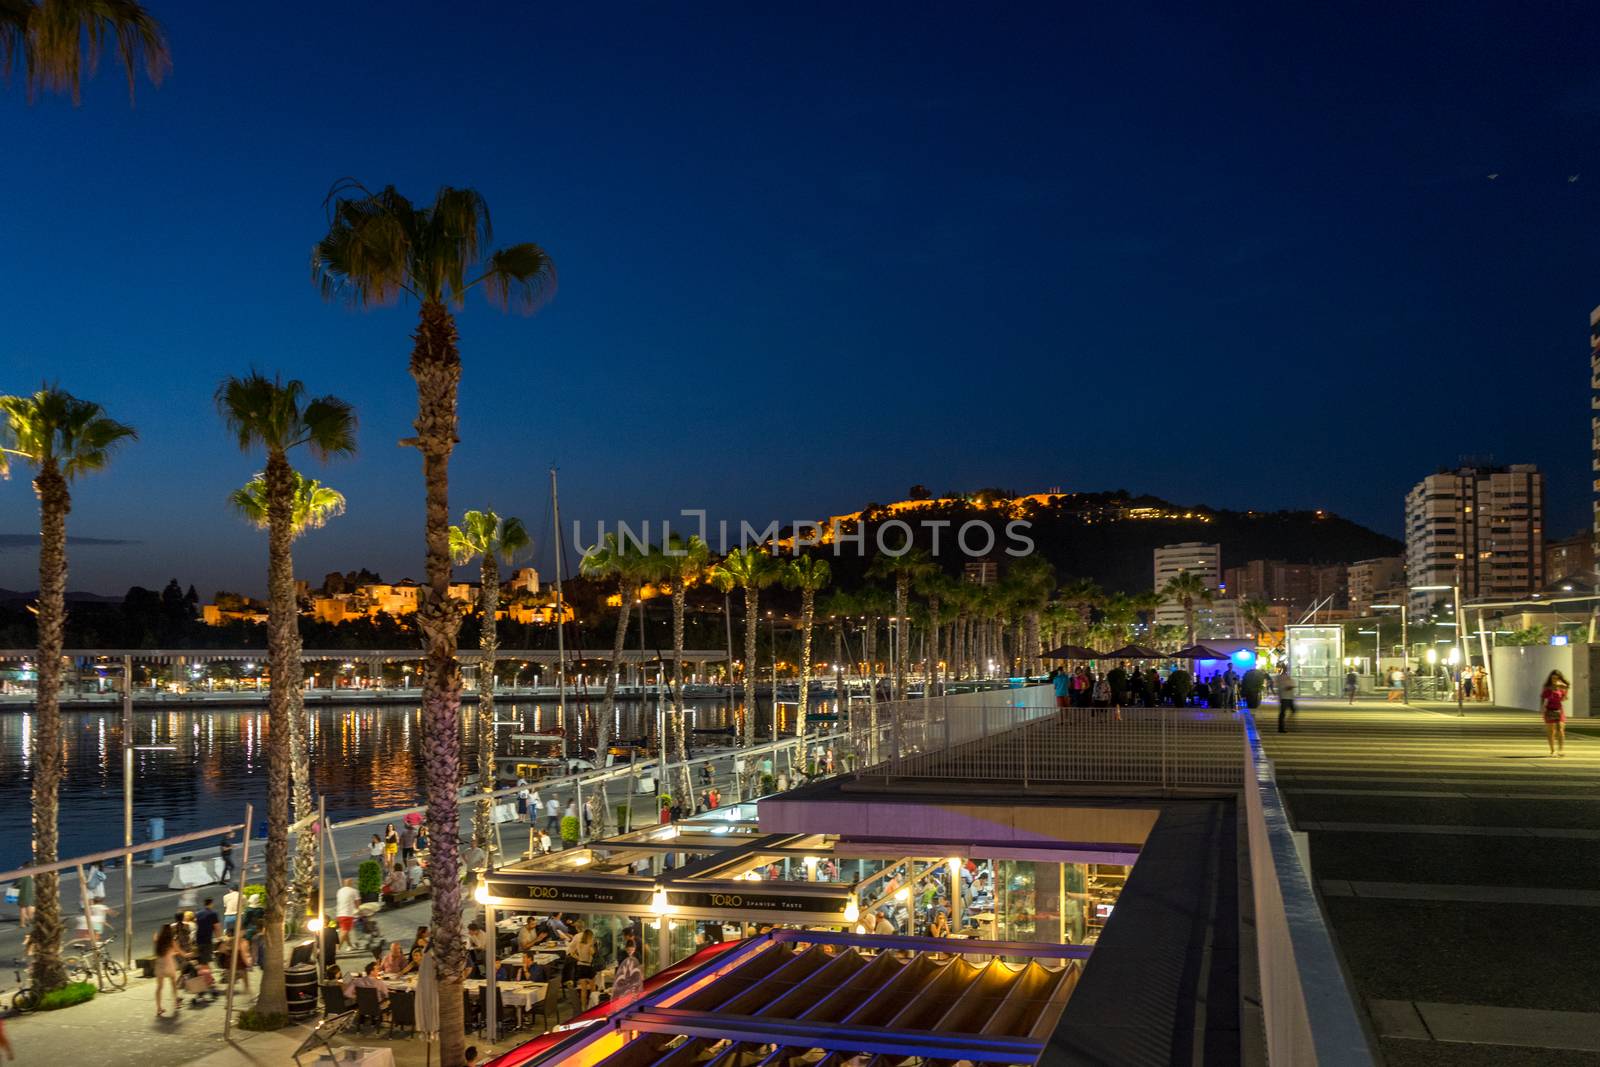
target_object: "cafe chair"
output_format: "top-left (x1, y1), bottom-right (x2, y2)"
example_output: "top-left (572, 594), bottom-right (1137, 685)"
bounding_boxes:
top-left (353, 984), bottom-right (387, 1033)
top-left (388, 988), bottom-right (416, 1037)
top-left (494, 988), bottom-right (523, 1034)
top-left (464, 986), bottom-right (486, 1037)
top-left (531, 980), bottom-right (566, 1031)
top-left (322, 981), bottom-right (351, 1015)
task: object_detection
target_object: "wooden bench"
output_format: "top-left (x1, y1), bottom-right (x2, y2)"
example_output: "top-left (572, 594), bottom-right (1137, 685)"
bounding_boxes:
top-left (385, 884), bottom-right (432, 908)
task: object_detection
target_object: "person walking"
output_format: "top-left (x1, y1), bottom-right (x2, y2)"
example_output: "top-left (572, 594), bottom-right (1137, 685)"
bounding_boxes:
top-left (383, 823), bottom-right (400, 867)
top-left (1275, 665), bottom-right (1298, 733)
top-left (545, 794), bottom-right (561, 835)
top-left (528, 787), bottom-right (541, 825)
top-left (152, 923), bottom-right (183, 1017)
top-left (1344, 668), bottom-right (1359, 705)
top-left (14, 874), bottom-right (33, 929)
top-left (86, 862), bottom-right (107, 905)
top-left (335, 877), bottom-right (360, 947)
top-left (194, 897), bottom-right (219, 965)
top-left (1051, 667), bottom-right (1071, 711)
top-left (222, 885), bottom-right (240, 935)
top-left (218, 838), bottom-right (234, 884)
top-left (399, 822), bottom-right (417, 865)
top-left (1541, 670), bottom-right (1570, 756)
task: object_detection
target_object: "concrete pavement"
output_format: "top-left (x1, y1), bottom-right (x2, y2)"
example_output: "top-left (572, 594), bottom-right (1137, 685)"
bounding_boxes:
top-left (1260, 697), bottom-right (1600, 1066)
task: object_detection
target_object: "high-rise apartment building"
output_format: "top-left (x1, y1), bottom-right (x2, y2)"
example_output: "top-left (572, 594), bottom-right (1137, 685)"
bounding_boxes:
top-left (1404, 465), bottom-right (1543, 615)
top-left (1347, 557), bottom-right (1404, 615)
top-left (1154, 542), bottom-right (1221, 629)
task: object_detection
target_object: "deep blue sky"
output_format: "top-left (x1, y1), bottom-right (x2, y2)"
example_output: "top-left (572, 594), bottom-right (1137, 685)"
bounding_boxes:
top-left (3, 1), bottom-right (1599, 597)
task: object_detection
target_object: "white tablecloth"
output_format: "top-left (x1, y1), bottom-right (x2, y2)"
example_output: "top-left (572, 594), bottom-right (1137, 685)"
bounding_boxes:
top-left (312, 1049), bottom-right (396, 1067)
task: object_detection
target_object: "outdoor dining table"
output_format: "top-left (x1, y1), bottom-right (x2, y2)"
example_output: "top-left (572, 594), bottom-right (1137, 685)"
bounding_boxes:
top-left (465, 979), bottom-right (547, 1027)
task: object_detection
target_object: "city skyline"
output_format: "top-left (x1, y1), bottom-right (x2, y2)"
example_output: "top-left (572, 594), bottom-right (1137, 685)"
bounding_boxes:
top-left (6, 4), bottom-right (1600, 595)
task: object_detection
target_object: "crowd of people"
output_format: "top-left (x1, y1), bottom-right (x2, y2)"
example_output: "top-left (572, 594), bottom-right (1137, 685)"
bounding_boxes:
top-left (1049, 661), bottom-right (1258, 710)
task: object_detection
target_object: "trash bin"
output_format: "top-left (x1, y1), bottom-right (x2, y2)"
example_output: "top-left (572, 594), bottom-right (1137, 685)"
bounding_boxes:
top-left (285, 964), bottom-right (318, 1019)
top-left (148, 818), bottom-right (165, 862)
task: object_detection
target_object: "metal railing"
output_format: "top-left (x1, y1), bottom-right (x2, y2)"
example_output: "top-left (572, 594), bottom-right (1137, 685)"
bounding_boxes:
top-left (858, 685), bottom-right (1246, 789)
top-left (1240, 712), bottom-right (1374, 1065)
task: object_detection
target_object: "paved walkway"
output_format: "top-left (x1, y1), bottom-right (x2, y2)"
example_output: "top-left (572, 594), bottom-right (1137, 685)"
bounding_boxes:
top-left (1259, 698), bottom-right (1600, 1066)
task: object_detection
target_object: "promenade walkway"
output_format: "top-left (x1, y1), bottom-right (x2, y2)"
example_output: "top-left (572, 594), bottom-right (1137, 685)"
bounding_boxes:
top-left (1259, 698), bottom-right (1600, 1066)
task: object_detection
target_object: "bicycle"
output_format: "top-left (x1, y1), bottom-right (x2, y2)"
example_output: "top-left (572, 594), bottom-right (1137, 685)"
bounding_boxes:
top-left (65, 938), bottom-right (126, 992)
top-left (9, 968), bottom-right (37, 1014)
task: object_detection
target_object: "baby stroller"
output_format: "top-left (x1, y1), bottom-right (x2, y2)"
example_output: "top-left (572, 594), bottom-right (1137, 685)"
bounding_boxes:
top-left (182, 959), bottom-right (217, 1006)
top-left (354, 902), bottom-right (384, 956)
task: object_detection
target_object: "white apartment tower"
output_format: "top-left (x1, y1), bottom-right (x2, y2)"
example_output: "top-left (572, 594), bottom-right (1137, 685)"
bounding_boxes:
top-left (1154, 542), bottom-right (1223, 630)
top-left (1404, 465), bottom-right (1544, 615)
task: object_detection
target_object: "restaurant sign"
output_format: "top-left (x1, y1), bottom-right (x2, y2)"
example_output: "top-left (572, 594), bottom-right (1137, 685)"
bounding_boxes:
top-left (486, 879), bottom-right (654, 909)
top-left (667, 888), bottom-right (848, 915)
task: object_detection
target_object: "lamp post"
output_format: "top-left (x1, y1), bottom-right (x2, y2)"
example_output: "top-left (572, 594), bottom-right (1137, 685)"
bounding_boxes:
top-left (1370, 604), bottom-right (1405, 703)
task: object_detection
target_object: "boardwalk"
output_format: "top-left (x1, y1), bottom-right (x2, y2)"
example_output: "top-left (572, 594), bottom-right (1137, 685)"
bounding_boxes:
top-left (1259, 700), bottom-right (1600, 1066)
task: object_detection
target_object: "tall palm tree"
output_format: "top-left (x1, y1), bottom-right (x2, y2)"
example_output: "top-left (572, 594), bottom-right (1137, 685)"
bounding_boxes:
top-left (662, 533), bottom-right (710, 804)
top-left (229, 471), bottom-right (346, 925)
top-left (1240, 598), bottom-right (1271, 640)
top-left (1100, 593), bottom-right (1137, 647)
top-left (709, 548), bottom-right (779, 795)
top-left (216, 373), bottom-right (355, 1019)
top-left (1128, 591), bottom-right (1164, 647)
top-left (1162, 570), bottom-right (1214, 647)
top-left (0, 386), bottom-right (134, 993)
top-left (314, 182), bottom-right (553, 1064)
top-left (782, 556), bottom-right (831, 762)
top-left (1057, 579), bottom-right (1102, 646)
top-left (1, 0), bottom-right (168, 103)
top-left (579, 533), bottom-right (651, 828)
top-left (1002, 557), bottom-right (1055, 675)
top-left (915, 570), bottom-right (954, 699)
top-left (854, 585), bottom-right (892, 757)
top-left (819, 590), bottom-right (854, 719)
top-left (867, 549), bottom-right (936, 699)
top-left (449, 510), bottom-right (530, 857)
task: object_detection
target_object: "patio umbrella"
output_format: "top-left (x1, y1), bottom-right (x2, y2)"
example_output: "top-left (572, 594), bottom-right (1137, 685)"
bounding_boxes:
top-left (1173, 644), bottom-right (1232, 660)
top-left (1042, 644), bottom-right (1105, 660)
top-left (416, 951), bottom-right (440, 1065)
top-left (1102, 644), bottom-right (1162, 660)
top-left (403, 811), bottom-right (425, 827)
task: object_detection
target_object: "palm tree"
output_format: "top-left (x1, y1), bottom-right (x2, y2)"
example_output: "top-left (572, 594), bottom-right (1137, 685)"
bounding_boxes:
top-left (782, 556), bottom-right (831, 762)
top-left (229, 471), bottom-right (346, 925)
top-left (662, 533), bottom-right (710, 803)
top-left (819, 590), bottom-right (854, 718)
top-left (915, 570), bottom-right (955, 698)
top-left (1240, 598), bottom-right (1271, 640)
top-left (1057, 579), bottom-right (1102, 646)
top-left (1128, 591), bottom-right (1164, 647)
top-left (854, 584), bottom-right (892, 755)
top-left (579, 533), bottom-right (651, 828)
top-left (314, 182), bottom-right (553, 1064)
top-left (0, 386), bottom-right (134, 993)
top-left (449, 510), bottom-right (530, 858)
top-left (1, 0), bottom-right (168, 103)
top-left (1100, 593), bottom-right (1137, 647)
top-left (867, 549), bottom-right (936, 699)
top-left (1162, 570), bottom-right (1214, 647)
top-left (709, 548), bottom-right (779, 795)
top-left (216, 373), bottom-right (355, 1019)
top-left (1003, 558), bottom-right (1055, 675)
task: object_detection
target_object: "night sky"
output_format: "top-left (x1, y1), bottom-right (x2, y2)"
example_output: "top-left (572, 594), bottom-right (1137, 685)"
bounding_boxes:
top-left (3, 2), bottom-right (1599, 598)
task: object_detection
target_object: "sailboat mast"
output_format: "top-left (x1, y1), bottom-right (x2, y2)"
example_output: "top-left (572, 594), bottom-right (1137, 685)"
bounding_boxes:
top-left (550, 467), bottom-right (568, 725)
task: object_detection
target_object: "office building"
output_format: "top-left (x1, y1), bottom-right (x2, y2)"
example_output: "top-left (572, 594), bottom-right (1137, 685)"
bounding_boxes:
top-left (1347, 557), bottom-right (1404, 616)
top-left (1404, 464), bottom-right (1543, 615)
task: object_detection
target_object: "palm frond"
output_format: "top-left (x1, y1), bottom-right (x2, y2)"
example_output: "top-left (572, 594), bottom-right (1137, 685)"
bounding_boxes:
top-left (497, 515), bottom-right (532, 563)
top-left (0, 384), bottom-right (134, 477)
top-left (478, 243), bottom-right (557, 314)
top-left (8, 0), bottom-right (169, 104)
top-left (298, 395), bottom-right (358, 461)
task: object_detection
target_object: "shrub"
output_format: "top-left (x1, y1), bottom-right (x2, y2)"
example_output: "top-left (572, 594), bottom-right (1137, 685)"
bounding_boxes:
top-left (237, 1009), bottom-right (287, 1031)
top-left (37, 982), bottom-right (95, 1011)
top-left (560, 815), bottom-right (580, 844)
top-left (241, 882), bottom-right (266, 907)
top-left (658, 794), bottom-right (672, 808)
top-left (357, 860), bottom-right (383, 898)
top-left (760, 773), bottom-right (777, 795)
top-left (615, 804), bottom-right (631, 833)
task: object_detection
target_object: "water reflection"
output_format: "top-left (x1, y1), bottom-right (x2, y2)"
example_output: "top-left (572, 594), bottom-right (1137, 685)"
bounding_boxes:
top-left (0, 697), bottom-right (760, 863)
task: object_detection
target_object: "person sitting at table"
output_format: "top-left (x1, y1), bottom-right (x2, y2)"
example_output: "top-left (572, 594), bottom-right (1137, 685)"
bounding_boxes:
top-left (381, 863), bottom-right (408, 904)
top-left (404, 927), bottom-right (430, 974)
top-left (379, 941), bottom-right (408, 976)
top-left (326, 961), bottom-right (344, 984)
top-left (516, 916), bottom-right (542, 952)
top-left (549, 913), bottom-right (574, 940)
top-left (928, 908), bottom-right (950, 938)
top-left (406, 855), bottom-right (427, 889)
top-left (536, 829), bottom-right (552, 854)
top-left (343, 960), bottom-right (390, 1008)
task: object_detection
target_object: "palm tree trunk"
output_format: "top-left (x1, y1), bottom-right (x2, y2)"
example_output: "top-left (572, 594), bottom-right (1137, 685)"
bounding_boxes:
top-left (741, 584), bottom-right (759, 797)
top-left (832, 623), bottom-right (844, 720)
top-left (256, 449), bottom-right (296, 1017)
top-left (596, 584), bottom-right (633, 831)
top-left (671, 583), bottom-right (692, 806)
top-left (928, 598), bottom-right (941, 698)
top-left (289, 626), bottom-right (314, 928)
top-left (473, 558), bottom-right (500, 854)
top-left (1026, 611), bottom-right (1041, 676)
top-left (796, 588), bottom-right (814, 765)
top-left (863, 618), bottom-right (878, 763)
top-left (411, 300), bottom-right (469, 1066)
top-left (894, 577), bottom-right (909, 699)
top-left (28, 461), bottom-right (69, 993)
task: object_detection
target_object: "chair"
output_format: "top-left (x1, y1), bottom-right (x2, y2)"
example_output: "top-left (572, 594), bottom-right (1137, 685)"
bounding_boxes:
top-left (531, 980), bottom-right (565, 1032)
top-left (353, 984), bottom-right (387, 1033)
top-left (463, 986), bottom-right (485, 1037)
top-left (387, 989), bottom-right (416, 1037)
top-left (322, 982), bottom-right (351, 1015)
top-left (288, 939), bottom-right (317, 967)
